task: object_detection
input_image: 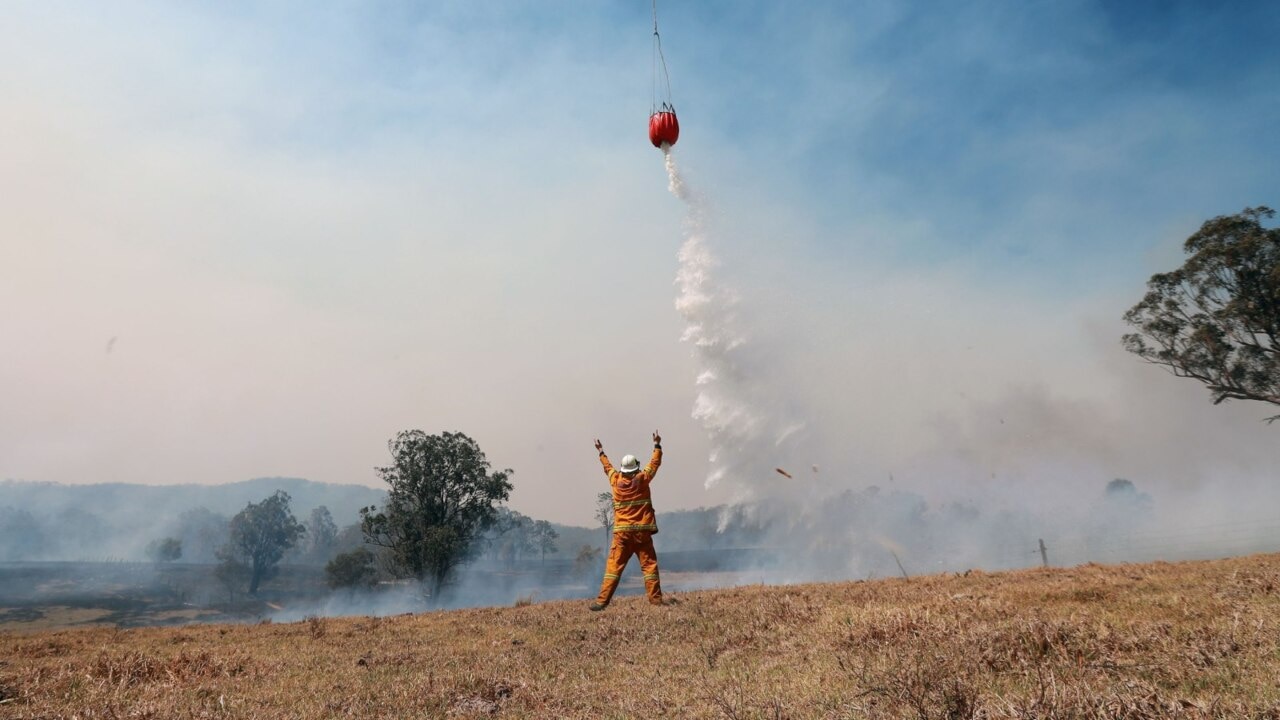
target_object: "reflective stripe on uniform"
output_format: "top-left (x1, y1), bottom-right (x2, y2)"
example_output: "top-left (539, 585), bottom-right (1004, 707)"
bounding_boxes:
top-left (643, 573), bottom-right (660, 580)
top-left (603, 573), bottom-right (620, 580)
top-left (614, 523), bottom-right (658, 532)
top-left (613, 499), bottom-right (652, 509)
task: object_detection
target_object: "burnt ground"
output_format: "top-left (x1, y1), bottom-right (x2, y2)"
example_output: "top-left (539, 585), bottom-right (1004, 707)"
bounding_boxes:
top-left (0, 559), bottom-right (731, 632)
top-left (0, 549), bottom-right (778, 632)
top-left (0, 562), bottom-right (302, 631)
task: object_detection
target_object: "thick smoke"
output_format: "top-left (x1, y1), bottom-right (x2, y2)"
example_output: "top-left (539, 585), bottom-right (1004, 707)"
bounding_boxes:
top-left (658, 147), bottom-right (1280, 585)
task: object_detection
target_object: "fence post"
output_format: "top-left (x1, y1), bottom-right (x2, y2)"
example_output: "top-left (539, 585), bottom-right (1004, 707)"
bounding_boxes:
top-left (890, 550), bottom-right (909, 579)
top-left (1038, 538), bottom-right (1049, 568)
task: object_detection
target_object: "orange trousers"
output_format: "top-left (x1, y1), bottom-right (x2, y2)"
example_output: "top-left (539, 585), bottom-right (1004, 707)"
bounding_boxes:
top-left (595, 531), bottom-right (663, 606)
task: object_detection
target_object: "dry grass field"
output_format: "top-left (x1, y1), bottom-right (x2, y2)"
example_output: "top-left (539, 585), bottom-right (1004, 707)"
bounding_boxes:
top-left (3, 553), bottom-right (1279, 719)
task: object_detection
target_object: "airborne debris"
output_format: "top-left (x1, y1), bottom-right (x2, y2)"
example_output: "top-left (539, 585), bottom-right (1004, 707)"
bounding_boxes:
top-left (774, 468), bottom-right (793, 479)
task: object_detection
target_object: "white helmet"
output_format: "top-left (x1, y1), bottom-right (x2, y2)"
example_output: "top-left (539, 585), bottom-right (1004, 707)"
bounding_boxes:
top-left (619, 455), bottom-right (641, 473)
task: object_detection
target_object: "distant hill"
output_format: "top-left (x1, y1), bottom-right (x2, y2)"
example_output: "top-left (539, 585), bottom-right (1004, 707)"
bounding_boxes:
top-left (0, 477), bottom-right (386, 527)
top-left (0, 478), bottom-right (389, 562)
top-left (0, 477), bottom-right (738, 563)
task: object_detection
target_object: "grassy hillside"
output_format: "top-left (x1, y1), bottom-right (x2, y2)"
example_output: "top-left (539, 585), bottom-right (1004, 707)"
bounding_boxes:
top-left (3, 554), bottom-right (1279, 718)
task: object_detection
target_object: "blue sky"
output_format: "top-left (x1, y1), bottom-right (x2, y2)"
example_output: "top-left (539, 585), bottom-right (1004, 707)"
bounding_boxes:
top-left (2, 1), bottom-right (1278, 525)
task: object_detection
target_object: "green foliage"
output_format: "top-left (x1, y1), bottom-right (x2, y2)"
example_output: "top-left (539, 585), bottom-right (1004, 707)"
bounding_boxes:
top-left (594, 491), bottom-right (613, 545)
top-left (531, 520), bottom-right (558, 565)
top-left (0, 507), bottom-right (44, 561)
top-left (212, 549), bottom-right (249, 603)
top-left (225, 490), bottom-right (305, 594)
top-left (1099, 478), bottom-right (1153, 527)
top-left (299, 506), bottom-right (338, 564)
top-left (573, 544), bottom-right (603, 581)
top-left (1123, 206), bottom-right (1280, 422)
top-left (360, 430), bottom-right (513, 600)
top-left (483, 512), bottom-right (559, 567)
top-left (174, 507), bottom-right (229, 563)
top-left (325, 548), bottom-right (378, 589)
top-left (331, 521), bottom-right (367, 556)
top-left (483, 508), bottom-right (536, 569)
top-left (1105, 478), bottom-right (1137, 498)
top-left (144, 537), bottom-right (182, 564)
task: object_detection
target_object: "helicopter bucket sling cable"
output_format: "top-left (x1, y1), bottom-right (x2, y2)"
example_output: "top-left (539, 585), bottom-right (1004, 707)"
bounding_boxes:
top-left (652, 0), bottom-right (674, 115)
top-left (648, 0), bottom-right (680, 148)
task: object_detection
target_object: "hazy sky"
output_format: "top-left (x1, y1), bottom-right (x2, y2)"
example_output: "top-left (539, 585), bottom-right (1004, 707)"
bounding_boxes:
top-left (3, 1), bottom-right (1278, 526)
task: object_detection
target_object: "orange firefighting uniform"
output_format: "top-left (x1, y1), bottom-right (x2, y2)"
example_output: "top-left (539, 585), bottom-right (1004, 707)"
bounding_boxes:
top-left (595, 445), bottom-right (664, 606)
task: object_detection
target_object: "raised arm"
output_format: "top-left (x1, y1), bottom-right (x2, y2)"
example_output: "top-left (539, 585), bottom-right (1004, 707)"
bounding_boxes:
top-left (644, 430), bottom-right (663, 479)
top-left (595, 438), bottom-right (614, 477)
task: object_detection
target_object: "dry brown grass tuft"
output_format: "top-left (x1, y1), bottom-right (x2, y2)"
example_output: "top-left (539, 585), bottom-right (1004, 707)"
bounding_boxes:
top-left (3, 554), bottom-right (1280, 718)
top-left (86, 648), bottom-right (255, 687)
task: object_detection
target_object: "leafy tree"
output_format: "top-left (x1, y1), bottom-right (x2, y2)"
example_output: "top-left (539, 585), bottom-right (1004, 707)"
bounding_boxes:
top-left (594, 492), bottom-right (614, 546)
top-left (173, 507), bottom-right (229, 563)
top-left (573, 544), bottom-right (602, 582)
top-left (51, 507), bottom-right (108, 559)
top-left (1105, 478), bottom-right (1138, 497)
top-left (482, 507), bottom-right (533, 568)
top-left (1088, 479), bottom-right (1156, 556)
top-left (1123, 206), bottom-right (1280, 422)
top-left (213, 548), bottom-right (250, 603)
top-left (591, 489), bottom-right (611, 545)
top-left (332, 522), bottom-right (367, 555)
top-left (301, 506), bottom-right (339, 564)
top-left (145, 537), bottom-right (182, 564)
top-left (1104, 478), bottom-right (1154, 517)
top-left (325, 548), bottom-right (378, 589)
top-left (531, 520), bottom-right (559, 565)
top-left (360, 430), bottom-right (513, 600)
top-left (224, 491), bottom-right (305, 594)
top-left (0, 507), bottom-right (45, 561)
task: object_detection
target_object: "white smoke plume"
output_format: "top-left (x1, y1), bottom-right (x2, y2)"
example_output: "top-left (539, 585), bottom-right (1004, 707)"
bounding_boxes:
top-left (664, 147), bottom-right (803, 505)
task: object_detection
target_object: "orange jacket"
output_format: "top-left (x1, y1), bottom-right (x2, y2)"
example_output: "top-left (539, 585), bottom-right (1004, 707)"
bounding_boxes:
top-left (600, 446), bottom-right (662, 533)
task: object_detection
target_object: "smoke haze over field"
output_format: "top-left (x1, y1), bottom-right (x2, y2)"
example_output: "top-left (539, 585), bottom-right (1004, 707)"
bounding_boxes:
top-left (654, 143), bottom-right (1280, 580)
top-left (0, 478), bottom-right (384, 563)
top-left (2, 0), bottom-right (1278, 567)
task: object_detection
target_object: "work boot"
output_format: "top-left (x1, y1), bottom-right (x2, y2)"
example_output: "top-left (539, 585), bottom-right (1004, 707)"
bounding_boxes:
top-left (589, 602), bottom-right (608, 612)
top-left (649, 596), bottom-right (676, 606)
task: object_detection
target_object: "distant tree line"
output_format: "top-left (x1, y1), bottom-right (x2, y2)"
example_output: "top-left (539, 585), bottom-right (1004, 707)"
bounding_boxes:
top-left (0, 500), bottom-right (365, 566)
top-left (0, 428), bottom-right (583, 605)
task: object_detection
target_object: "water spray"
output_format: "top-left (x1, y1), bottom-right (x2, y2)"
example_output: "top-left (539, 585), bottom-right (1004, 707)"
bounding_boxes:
top-left (663, 148), bottom-right (801, 507)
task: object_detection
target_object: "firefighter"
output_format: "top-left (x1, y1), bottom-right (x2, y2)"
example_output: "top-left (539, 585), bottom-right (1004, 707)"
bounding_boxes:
top-left (590, 430), bottom-right (670, 610)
